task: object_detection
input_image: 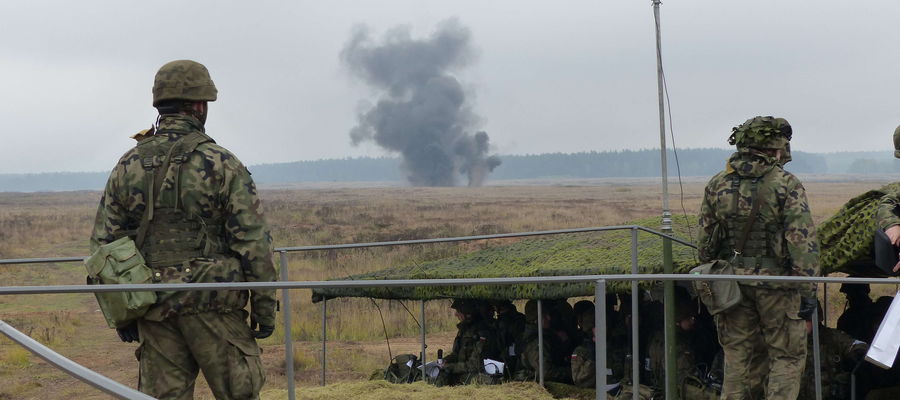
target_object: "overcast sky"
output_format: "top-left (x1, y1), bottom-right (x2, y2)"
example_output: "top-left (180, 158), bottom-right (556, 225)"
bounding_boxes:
top-left (1, 0), bottom-right (898, 174)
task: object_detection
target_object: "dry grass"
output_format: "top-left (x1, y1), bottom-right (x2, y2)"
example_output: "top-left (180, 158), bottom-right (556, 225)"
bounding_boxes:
top-left (0, 178), bottom-right (895, 399)
top-left (261, 381), bottom-right (567, 400)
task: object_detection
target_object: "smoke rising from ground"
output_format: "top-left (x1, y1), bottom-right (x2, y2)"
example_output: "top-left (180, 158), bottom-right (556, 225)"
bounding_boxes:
top-left (341, 19), bottom-right (501, 187)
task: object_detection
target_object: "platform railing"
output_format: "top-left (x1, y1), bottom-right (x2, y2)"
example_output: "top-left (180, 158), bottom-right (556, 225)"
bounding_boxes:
top-left (1, 226), bottom-right (893, 400)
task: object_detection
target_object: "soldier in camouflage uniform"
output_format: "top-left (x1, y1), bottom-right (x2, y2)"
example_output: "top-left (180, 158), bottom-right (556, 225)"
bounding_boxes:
top-left (492, 300), bottom-right (526, 378)
top-left (797, 306), bottom-right (867, 400)
top-left (90, 60), bottom-right (276, 400)
top-left (698, 116), bottom-right (819, 400)
top-left (435, 299), bottom-right (499, 386)
top-left (514, 300), bottom-right (573, 384)
top-left (875, 126), bottom-right (900, 272)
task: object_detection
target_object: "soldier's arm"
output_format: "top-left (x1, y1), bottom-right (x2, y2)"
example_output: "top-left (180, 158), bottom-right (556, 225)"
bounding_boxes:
top-left (782, 178), bottom-right (820, 295)
top-left (875, 193), bottom-right (900, 231)
top-left (223, 164), bottom-right (277, 327)
top-left (571, 348), bottom-right (596, 388)
top-left (697, 180), bottom-right (719, 263)
top-left (90, 165), bottom-right (129, 252)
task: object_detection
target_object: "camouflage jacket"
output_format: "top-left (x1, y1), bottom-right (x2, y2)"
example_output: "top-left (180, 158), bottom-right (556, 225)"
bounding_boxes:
top-left (698, 150), bottom-right (820, 295)
top-left (570, 342), bottom-right (595, 388)
top-left (514, 325), bottom-right (572, 383)
top-left (443, 318), bottom-right (497, 376)
top-left (876, 191), bottom-right (900, 230)
top-left (90, 114), bottom-right (277, 326)
top-left (798, 326), bottom-right (867, 400)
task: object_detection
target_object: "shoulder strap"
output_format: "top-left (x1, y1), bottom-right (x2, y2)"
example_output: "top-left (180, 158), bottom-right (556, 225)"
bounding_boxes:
top-left (134, 131), bottom-right (213, 248)
top-left (734, 171), bottom-right (771, 256)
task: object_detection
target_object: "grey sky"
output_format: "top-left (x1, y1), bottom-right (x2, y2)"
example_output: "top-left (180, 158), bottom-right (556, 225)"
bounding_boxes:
top-left (1, 0), bottom-right (898, 174)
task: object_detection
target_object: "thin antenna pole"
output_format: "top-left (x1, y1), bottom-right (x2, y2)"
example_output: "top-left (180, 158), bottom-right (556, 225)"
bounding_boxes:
top-left (652, 0), bottom-right (678, 398)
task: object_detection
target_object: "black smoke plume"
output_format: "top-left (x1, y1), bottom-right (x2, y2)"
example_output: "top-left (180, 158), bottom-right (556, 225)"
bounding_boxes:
top-left (341, 19), bottom-right (501, 187)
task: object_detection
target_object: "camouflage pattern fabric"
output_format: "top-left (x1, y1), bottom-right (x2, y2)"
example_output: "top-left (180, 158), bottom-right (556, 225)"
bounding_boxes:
top-left (646, 329), bottom-right (697, 391)
top-left (715, 285), bottom-right (806, 400)
top-left (152, 60), bottom-right (217, 106)
top-left (136, 310), bottom-right (264, 400)
top-left (570, 342), bottom-right (596, 388)
top-left (698, 150), bottom-right (820, 296)
top-left (513, 325), bottom-right (572, 384)
top-left (435, 317), bottom-right (498, 386)
top-left (817, 182), bottom-right (900, 274)
top-left (728, 116), bottom-right (792, 150)
top-left (797, 326), bottom-right (866, 400)
top-left (90, 114), bottom-right (277, 327)
top-left (495, 307), bottom-right (526, 377)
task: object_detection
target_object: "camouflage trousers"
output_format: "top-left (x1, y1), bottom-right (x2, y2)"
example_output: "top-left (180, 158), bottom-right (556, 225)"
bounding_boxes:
top-left (136, 310), bottom-right (265, 400)
top-left (715, 285), bottom-right (806, 400)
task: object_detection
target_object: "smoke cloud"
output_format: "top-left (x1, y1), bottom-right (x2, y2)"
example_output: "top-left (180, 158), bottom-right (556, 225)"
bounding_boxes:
top-left (341, 19), bottom-right (501, 186)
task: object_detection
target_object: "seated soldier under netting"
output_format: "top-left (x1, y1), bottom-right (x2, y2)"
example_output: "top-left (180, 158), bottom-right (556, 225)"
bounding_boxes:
top-left (492, 300), bottom-right (526, 379)
top-left (798, 301), bottom-right (867, 400)
top-left (646, 287), bottom-right (722, 398)
top-left (434, 299), bottom-right (500, 386)
top-left (513, 299), bottom-right (573, 384)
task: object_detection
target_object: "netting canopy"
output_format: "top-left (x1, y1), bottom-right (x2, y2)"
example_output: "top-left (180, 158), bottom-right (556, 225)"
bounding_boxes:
top-left (312, 215), bottom-right (700, 301)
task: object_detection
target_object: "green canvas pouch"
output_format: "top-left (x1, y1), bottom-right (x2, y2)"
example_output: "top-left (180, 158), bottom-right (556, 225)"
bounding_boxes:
top-left (691, 259), bottom-right (741, 315)
top-left (85, 236), bottom-right (157, 328)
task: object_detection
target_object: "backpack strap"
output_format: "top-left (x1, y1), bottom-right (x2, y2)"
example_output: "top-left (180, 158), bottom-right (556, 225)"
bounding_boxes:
top-left (134, 131), bottom-right (213, 249)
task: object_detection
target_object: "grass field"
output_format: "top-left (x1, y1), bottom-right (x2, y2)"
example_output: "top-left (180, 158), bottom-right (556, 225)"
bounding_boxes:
top-left (1, 178), bottom-right (898, 399)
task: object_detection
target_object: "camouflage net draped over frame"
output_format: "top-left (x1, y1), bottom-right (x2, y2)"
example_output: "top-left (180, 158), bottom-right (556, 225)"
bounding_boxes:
top-left (312, 215), bottom-right (699, 301)
top-left (818, 182), bottom-right (900, 275)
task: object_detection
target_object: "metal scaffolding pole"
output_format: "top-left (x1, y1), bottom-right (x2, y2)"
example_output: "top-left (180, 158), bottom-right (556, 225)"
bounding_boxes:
top-left (538, 299), bottom-right (545, 387)
top-left (421, 300), bottom-right (427, 382)
top-left (279, 251), bottom-right (296, 400)
top-left (651, 0), bottom-right (677, 397)
top-left (321, 299), bottom-right (327, 386)
top-left (631, 227), bottom-right (641, 400)
top-left (595, 280), bottom-right (608, 400)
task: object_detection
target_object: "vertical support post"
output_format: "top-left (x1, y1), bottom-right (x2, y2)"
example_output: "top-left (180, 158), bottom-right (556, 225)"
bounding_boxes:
top-left (652, 0), bottom-right (676, 393)
top-left (595, 279), bottom-right (608, 400)
top-left (631, 228), bottom-right (640, 400)
top-left (822, 283), bottom-right (828, 326)
top-left (812, 307), bottom-right (823, 400)
top-left (421, 300), bottom-right (427, 381)
top-left (321, 299), bottom-right (327, 386)
top-left (537, 299), bottom-right (545, 387)
top-left (279, 251), bottom-right (296, 400)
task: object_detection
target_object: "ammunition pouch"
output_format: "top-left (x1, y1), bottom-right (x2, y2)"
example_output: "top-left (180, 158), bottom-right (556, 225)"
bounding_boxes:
top-left (84, 237), bottom-right (158, 328)
top-left (691, 259), bottom-right (742, 315)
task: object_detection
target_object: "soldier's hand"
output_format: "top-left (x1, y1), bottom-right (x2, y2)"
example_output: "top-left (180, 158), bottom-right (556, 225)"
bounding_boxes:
top-left (116, 322), bottom-right (139, 343)
top-left (250, 316), bottom-right (275, 339)
top-left (798, 296), bottom-right (817, 321)
top-left (886, 225), bottom-right (900, 246)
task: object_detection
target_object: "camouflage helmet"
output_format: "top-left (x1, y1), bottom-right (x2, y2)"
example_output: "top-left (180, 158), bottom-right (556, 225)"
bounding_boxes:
top-left (893, 125), bottom-right (900, 158)
top-left (152, 60), bottom-right (218, 106)
top-left (450, 299), bottom-right (477, 316)
top-left (728, 116), bottom-right (792, 150)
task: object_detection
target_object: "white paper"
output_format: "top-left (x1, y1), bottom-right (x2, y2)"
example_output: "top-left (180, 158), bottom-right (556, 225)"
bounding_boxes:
top-left (417, 361), bottom-right (441, 378)
top-left (483, 359), bottom-right (505, 375)
top-left (405, 360), bottom-right (414, 368)
top-left (865, 290), bottom-right (900, 369)
top-left (508, 344), bottom-right (516, 356)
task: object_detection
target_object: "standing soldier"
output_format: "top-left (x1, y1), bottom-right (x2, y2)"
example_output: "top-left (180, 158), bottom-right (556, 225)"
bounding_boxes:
top-left (90, 60), bottom-right (277, 399)
top-left (698, 116), bottom-right (819, 400)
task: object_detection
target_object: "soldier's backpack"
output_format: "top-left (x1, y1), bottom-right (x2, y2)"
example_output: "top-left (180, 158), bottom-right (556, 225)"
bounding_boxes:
top-left (384, 354), bottom-right (422, 384)
top-left (85, 130), bottom-right (212, 328)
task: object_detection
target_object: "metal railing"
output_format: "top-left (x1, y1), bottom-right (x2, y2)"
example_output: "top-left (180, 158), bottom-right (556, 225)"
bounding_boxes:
top-left (0, 226), bottom-right (895, 400)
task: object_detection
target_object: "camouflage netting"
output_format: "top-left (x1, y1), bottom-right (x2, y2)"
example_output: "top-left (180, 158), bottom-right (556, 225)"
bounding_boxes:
top-left (818, 182), bottom-right (900, 275)
top-left (312, 215), bottom-right (700, 301)
top-left (313, 183), bottom-right (900, 301)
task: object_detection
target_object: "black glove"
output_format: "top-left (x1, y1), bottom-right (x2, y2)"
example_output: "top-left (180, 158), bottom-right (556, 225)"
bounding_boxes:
top-left (798, 296), bottom-right (817, 321)
top-left (116, 322), bottom-right (139, 343)
top-left (250, 316), bottom-right (274, 339)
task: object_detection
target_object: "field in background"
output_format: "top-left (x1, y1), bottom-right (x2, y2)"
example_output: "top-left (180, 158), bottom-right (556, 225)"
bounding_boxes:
top-left (1, 179), bottom-right (897, 399)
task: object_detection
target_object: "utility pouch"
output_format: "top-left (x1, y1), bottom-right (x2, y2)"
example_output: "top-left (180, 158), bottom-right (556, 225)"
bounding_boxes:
top-left (85, 236), bottom-right (157, 328)
top-left (691, 259), bottom-right (741, 315)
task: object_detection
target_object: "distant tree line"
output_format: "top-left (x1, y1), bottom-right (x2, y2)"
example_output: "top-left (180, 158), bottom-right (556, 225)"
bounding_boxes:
top-left (2, 149), bottom-right (899, 192)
